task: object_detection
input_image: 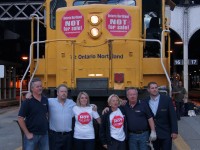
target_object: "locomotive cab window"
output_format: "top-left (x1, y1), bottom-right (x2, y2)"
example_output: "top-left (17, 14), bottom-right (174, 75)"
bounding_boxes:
top-left (50, 0), bottom-right (67, 29)
top-left (143, 0), bottom-right (163, 58)
top-left (73, 0), bottom-right (136, 6)
top-left (118, 0), bottom-right (136, 6)
top-left (144, 13), bottom-right (161, 57)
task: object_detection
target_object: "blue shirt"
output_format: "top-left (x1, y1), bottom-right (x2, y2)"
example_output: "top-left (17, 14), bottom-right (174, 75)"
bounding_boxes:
top-left (18, 96), bottom-right (49, 135)
top-left (48, 98), bottom-right (76, 132)
top-left (149, 94), bottom-right (160, 116)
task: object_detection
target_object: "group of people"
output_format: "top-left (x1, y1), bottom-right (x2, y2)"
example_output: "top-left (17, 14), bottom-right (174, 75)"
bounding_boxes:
top-left (100, 82), bottom-right (178, 150)
top-left (18, 77), bottom-right (178, 150)
top-left (18, 78), bottom-right (101, 150)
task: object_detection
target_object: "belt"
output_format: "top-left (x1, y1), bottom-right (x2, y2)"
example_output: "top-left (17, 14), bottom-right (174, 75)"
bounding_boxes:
top-left (49, 130), bottom-right (72, 135)
top-left (129, 130), bottom-right (148, 134)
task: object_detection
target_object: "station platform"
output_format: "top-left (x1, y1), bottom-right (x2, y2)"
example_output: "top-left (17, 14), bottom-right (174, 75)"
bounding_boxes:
top-left (173, 116), bottom-right (200, 150)
top-left (1, 104), bottom-right (200, 150)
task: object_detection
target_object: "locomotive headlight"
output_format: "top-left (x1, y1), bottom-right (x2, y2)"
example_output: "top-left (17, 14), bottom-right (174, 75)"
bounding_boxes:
top-left (89, 15), bottom-right (101, 38)
top-left (90, 28), bottom-right (99, 37)
top-left (90, 15), bottom-right (100, 25)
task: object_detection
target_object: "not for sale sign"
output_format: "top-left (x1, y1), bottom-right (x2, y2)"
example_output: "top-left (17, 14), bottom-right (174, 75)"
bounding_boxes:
top-left (106, 8), bottom-right (132, 36)
top-left (61, 10), bottom-right (84, 38)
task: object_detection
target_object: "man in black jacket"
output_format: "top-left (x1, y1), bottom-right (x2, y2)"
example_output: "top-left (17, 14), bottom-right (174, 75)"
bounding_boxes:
top-left (146, 82), bottom-right (178, 150)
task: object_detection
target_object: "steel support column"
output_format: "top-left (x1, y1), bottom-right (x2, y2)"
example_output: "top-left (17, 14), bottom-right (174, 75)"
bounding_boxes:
top-left (183, 7), bottom-right (189, 99)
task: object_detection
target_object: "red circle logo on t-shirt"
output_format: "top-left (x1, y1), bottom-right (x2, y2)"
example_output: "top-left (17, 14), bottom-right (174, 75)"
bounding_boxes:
top-left (112, 115), bottom-right (124, 128)
top-left (78, 112), bottom-right (91, 124)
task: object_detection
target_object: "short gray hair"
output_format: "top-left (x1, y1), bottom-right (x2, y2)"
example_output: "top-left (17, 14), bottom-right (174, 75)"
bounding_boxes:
top-left (126, 87), bottom-right (138, 95)
top-left (30, 77), bottom-right (42, 92)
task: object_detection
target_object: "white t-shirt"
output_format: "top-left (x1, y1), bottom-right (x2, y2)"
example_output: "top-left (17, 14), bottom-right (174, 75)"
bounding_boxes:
top-left (73, 105), bottom-right (100, 139)
top-left (109, 108), bottom-right (125, 141)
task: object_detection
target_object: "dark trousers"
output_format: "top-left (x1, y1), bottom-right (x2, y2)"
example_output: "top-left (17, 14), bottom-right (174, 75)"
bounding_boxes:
top-left (74, 138), bottom-right (95, 150)
top-left (49, 130), bottom-right (73, 150)
top-left (153, 138), bottom-right (172, 150)
top-left (108, 138), bottom-right (126, 150)
top-left (175, 101), bottom-right (184, 120)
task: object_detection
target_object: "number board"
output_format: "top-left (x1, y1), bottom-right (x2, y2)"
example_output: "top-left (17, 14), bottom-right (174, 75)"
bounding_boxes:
top-left (174, 59), bottom-right (183, 65)
top-left (174, 59), bottom-right (198, 65)
top-left (188, 59), bottom-right (198, 65)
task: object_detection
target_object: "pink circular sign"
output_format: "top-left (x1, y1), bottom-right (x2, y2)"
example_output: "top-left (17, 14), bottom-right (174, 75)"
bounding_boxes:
top-left (61, 10), bottom-right (84, 38)
top-left (106, 8), bottom-right (132, 36)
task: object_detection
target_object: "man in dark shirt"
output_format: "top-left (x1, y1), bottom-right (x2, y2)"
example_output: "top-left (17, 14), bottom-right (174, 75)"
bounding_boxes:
top-left (124, 87), bottom-right (156, 150)
top-left (18, 78), bottom-right (49, 150)
top-left (173, 80), bottom-right (186, 120)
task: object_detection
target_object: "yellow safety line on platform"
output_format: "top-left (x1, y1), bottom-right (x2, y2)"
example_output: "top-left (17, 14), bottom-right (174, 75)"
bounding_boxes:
top-left (15, 135), bottom-right (189, 150)
top-left (173, 134), bottom-right (191, 150)
top-left (15, 146), bottom-right (22, 150)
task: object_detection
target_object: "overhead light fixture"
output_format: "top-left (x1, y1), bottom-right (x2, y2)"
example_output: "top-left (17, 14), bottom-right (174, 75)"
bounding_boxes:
top-left (174, 41), bottom-right (183, 45)
top-left (22, 56), bottom-right (28, 60)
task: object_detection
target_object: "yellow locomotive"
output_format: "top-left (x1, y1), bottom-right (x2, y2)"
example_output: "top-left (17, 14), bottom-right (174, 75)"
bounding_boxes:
top-left (25, 0), bottom-right (174, 98)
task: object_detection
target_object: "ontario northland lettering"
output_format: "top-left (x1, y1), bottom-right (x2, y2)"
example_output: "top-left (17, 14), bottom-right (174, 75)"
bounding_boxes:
top-left (76, 54), bottom-right (123, 59)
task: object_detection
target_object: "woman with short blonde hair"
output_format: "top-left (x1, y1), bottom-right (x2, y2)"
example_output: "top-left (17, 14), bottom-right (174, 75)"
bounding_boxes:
top-left (100, 94), bottom-right (127, 150)
top-left (107, 94), bottom-right (121, 106)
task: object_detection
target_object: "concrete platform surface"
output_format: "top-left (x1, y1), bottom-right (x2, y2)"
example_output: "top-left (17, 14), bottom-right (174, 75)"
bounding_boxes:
top-left (173, 116), bottom-right (200, 150)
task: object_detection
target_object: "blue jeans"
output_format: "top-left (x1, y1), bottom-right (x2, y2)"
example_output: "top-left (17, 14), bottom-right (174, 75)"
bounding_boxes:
top-left (129, 131), bottom-right (149, 150)
top-left (24, 134), bottom-right (49, 150)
